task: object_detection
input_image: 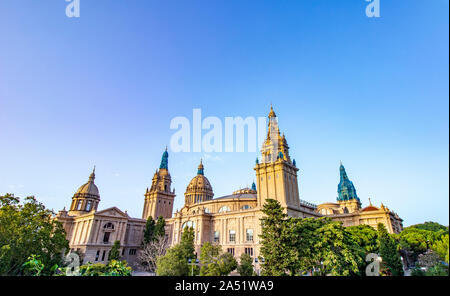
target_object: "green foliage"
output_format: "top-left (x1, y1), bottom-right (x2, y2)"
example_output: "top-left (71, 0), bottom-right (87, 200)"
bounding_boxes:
top-left (199, 242), bottom-right (221, 276)
top-left (424, 263), bottom-right (449, 276)
top-left (347, 225), bottom-right (379, 254)
top-left (154, 216), bottom-right (166, 238)
top-left (199, 242), bottom-right (237, 276)
top-left (410, 222), bottom-right (448, 233)
top-left (143, 217), bottom-right (156, 245)
top-left (378, 223), bottom-right (404, 276)
top-left (217, 252), bottom-right (237, 275)
top-left (259, 199), bottom-right (288, 276)
top-left (237, 253), bottom-right (254, 276)
top-left (156, 227), bottom-right (196, 276)
top-left (0, 194), bottom-right (69, 276)
top-left (109, 240), bottom-right (121, 261)
top-left (410, 268), bottom-right (426, 276)
top-left (432, 234), bottom-right (449, 263)
top-left (259, 199), bottom-right (363, 276)
top-left (79, 260), bottom-right (132, 276)
top-left (314, 222), bottom-right (363, 276)
top-left (22, 255), bottom-right (45, 276)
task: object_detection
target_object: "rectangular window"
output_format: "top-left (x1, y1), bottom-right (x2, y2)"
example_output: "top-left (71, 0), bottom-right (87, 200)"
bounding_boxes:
top-left (245, 248), bottom-right (254, 256)
top-left (86, 201), bottom-right (92, 211)
top-left (95, 250), bottom-right (100, 261)
top-left (214, 231), bottom-right (220, 243)
top-left (246, 229), bottom-right (254, 242)
top-left (101, 250), bottom-right (106, 261)
top-left (129, 249), bottom-right (137, 255)
top-left (103, 232), bottom-right (110, 243)
top-left (122, 248), bottom-right (126, 256)
top-left (229, 230), bottom-right (236, 242)
top-left (227, 248), bottom-right (235, 256)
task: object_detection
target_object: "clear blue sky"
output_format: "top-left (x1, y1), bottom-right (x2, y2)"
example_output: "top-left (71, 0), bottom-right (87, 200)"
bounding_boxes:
top-left (0, 0), bottom-right (448, 226)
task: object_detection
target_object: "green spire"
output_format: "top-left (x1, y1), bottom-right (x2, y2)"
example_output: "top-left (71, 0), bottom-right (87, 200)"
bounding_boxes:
top-left (159, 147), bottom-right (168, 170)
top-left (337, 163), bottom-right (359, 202)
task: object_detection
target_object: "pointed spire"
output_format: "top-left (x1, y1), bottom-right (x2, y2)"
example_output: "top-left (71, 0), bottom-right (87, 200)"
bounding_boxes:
top-left (268, 104), bottom-right (276, 118)
top-left (197, 159), bottom-right (204, 175)
top-left (337, 164), bottom-right (359, 202)
top-left (89, 166), bottom-right (96, 182)
top-left (251, 181), bottom-right (256, 191)
top-left (160, 147), bottom-right (169, 169)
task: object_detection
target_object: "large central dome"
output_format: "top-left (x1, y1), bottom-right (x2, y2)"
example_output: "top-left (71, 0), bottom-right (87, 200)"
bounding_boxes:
top-left (75, 169), bottom-right (99, 198)
top-left (185, 160), bottom-right (214, 205)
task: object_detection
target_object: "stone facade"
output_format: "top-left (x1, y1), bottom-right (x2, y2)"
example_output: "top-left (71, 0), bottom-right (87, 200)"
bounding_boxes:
top-left (55, 106), bottom-right (403, 270)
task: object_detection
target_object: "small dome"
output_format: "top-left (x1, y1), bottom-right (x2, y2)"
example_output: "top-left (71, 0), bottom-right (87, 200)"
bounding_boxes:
top-left (75, 169), bottom-right (99, 198)
top-left (186, 174), bottom-right (213, 193)
top-left (362, 205), bottom-right (379, 212)
top-left (184, 160), bottom-right (214, 205)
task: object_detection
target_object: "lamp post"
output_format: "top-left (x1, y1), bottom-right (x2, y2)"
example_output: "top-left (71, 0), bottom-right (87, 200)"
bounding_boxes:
top-left (254, 257), bottom-right (264, 275)
top-left (188, 258), bottom-right (200, 276)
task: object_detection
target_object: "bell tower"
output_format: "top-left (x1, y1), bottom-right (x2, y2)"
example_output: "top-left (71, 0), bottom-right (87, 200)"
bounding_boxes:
top-left (254, 106), bottom-right (300, 210)
top-left (142, 148), bottom-right (176, 220)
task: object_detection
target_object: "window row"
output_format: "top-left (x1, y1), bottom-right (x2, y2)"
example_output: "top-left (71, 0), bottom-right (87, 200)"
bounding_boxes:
top-left (213, 229), bottom-right (254, 243)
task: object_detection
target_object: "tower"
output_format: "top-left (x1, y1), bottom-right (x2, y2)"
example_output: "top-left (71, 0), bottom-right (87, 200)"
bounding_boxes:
top-left (142, 148), bottom-right (176, 220)
top-left (336, 163), bottom-right (361, 213)
top-left (68, 167), bottom-right (100, 216)
top-left (254, 106), bottom-right (300, 210)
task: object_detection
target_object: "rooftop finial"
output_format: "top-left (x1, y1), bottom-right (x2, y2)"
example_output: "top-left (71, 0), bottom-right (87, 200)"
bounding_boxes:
top-left (89, 166), bottom-right (96, 181)
top-left (268, 104), bottom-right (276, 118)
top-left (197, 159), bottom-right (204, 175)
top-left (368, 197), bottom-right (372, 205)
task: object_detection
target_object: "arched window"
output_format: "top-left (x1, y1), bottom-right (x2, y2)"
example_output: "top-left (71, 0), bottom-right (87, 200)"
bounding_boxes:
top-left (182, 221), bottom-right (195, 229)
top-left (104, 222), bottom-right (114, 230)
top-left (218, 206), bottom-right (231, 213)
top-left (204, 208), bottom-right (211, 213)
top-left (241, 205), bottom-right (252, 210)
top-left (76, 200), bottom-right (82, 210)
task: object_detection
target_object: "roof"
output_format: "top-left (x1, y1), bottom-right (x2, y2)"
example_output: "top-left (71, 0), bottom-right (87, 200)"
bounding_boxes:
top-left (214, 193), bottom-right (257, 200)
top-left (361, 205), bottom-right (379, 212)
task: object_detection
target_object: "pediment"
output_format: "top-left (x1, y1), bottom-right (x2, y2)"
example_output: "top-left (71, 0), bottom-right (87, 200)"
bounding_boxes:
top-left (94, 207), bottom-right (129, 218)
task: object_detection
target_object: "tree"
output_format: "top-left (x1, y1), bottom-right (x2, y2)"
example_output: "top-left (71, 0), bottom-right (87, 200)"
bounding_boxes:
top-left (410, 222), bottom-right (448, 233)
top-left (259, 199), bottom-right (288, 276)
top-left (347, 225), bottom-right (379, 254)
top-left (143, 216), bottom-right (156, 245)
top-left (217, 252), bottom-right (237, 275)
top-left (199, 242), bottom-right (221, 276)
top-left (398, 227), bottom-right (436, 262)
top-left (0, 194), bottom-right (69, 276)
top-left (138, 235), bottom-right (169, 272)
top-left (378, 223), bottom-right (404, 276)
top-left (156, 227), bottom-right (196, 276)
top-left (237, 253), bottom-right (254, 276)
top-left (280, 217), bottom-right (325, 275)
top-left (314, 221), bottom-right (363, 276)
top-left (154, 216), bottom-right (166, 239)
top-left (432, 234), bottom-right (449, 264)
top-left (109, 240), bottom-right (121, 261)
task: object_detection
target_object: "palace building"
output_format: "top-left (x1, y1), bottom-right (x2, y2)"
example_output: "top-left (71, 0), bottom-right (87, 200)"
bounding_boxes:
top-left (55, 106), bottom-right (403, 268)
